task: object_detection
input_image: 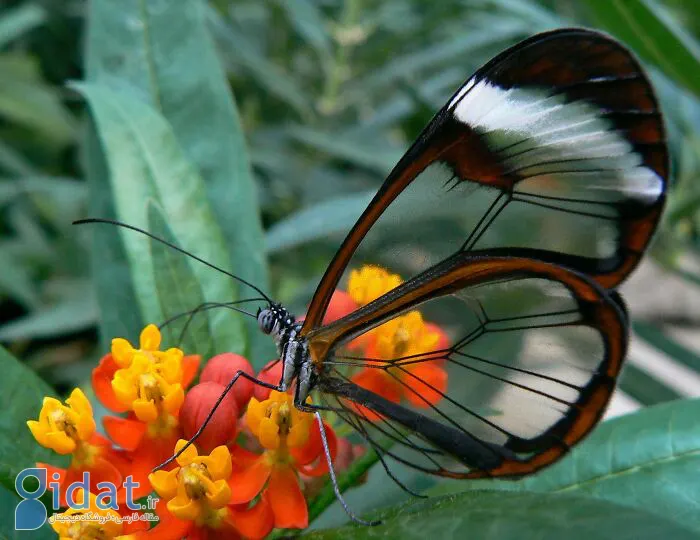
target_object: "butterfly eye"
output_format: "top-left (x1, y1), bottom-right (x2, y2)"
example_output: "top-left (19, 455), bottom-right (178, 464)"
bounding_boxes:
top-left (257, 309), bottom-right (275, 334)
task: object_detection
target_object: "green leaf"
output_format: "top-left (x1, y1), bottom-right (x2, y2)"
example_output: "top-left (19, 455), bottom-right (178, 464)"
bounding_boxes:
top-left (584, 0), bottom-right (700, 97)
top-left (85, 0), bottom-right (269, 362)
top-left (289, 127), bottom-right (403, 174)
top-left (0, 3), bottom-right (46, 48)
top-left (0, 245), bottom-right (40, 309)
top-left (209, 8), bottom-right (313, 117)
top-left (619, 363), bottom-right (682, 405)
top-left (274, 0), bottom-right (332, 60)
top-left (147, 203), bottom-right (213, 358)
top-left (74, 82), bottom-right (244, 356)
top-left (303, 490), bottom-right (695, 539)
top-left (266, 190), bottom-right (374, 253)
top-left (430, 398), bottom-right (700, 534)
top-left (0, 54), bottom-right (75, 145)
top-left (0, 345), bottom-right (65, 495)
top-left (0, 291), bottom-right (97, 341)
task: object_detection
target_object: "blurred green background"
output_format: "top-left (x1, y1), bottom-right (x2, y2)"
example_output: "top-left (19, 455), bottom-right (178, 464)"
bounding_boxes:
top-left (2, 0), bottom-right (700, 461)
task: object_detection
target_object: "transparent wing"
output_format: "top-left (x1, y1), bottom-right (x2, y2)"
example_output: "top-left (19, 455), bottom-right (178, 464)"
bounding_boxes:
top-left (302, 28), bottom-right (666, 334)
top-left (310, 254), bottom-right (627, 477)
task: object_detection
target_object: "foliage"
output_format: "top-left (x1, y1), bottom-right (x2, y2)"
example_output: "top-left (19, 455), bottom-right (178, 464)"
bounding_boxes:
top-left (1, 0), bottom-right (700, 538)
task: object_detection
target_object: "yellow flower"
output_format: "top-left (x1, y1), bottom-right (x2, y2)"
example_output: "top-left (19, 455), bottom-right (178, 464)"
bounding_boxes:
top-left (149, 440), bottom-right (232, 526)
top-left (49, 489), bottom-right (124, 539)
top-left (347, 265), bottom-right (403, 306)
top-left (111, 353), bottom-right (184, 423)
top-left (111, 323), bottom-right (183, 369)
top-left (373, 311), bottom-right (439, 360)
top-left (246, 391), bottom-right (314, 452)
top-left (27, 388), bottom-right (95, 455)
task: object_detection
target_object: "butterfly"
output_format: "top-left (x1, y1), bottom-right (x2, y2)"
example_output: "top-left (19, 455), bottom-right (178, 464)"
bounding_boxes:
top-left (81, 26), bottom-right (667, 522)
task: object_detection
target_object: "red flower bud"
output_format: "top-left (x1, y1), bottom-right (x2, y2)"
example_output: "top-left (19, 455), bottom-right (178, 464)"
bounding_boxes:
top-left (200, 353), bottom-right (255, 410)
top-left (253, 360), bottom-right (283, 401)
top-left (180, 382), bottom-right (238, 453)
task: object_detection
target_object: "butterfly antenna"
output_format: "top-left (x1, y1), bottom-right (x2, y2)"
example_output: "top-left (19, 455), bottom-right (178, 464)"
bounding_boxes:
top-left (314, 412), bottom-right (381, 526)
top-left (74, 218), bottom-right (273, 304)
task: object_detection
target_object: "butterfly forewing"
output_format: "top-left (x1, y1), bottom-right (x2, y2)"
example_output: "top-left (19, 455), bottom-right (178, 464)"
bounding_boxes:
top-left (307, 254), bottom-right (626, 477)
top-left (302, 28), bottom-right (667, 334)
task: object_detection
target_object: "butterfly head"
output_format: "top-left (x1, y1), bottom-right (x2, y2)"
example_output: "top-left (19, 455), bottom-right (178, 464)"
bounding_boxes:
top-left (257, 303), bottom-right (295, 338)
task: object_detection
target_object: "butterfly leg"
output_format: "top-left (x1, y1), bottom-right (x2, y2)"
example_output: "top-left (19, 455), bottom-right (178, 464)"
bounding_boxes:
top-left (315, 412), bottom-right (381, 526)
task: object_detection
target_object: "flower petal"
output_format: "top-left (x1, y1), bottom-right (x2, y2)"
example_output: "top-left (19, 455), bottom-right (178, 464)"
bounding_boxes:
top-left (174, 439), bottom-right (199, 467)
top-left (257, 417), bottom-right (280, 450)
top-left (266, 467), bottom-right (308, 529)
top-left (206, 479), bottom-right (232, 508)
top-left (296, 422), bottom-right (337, 477)
top-left (142, 504), bottom-right (192, 540)
top-left (103, 416), bottom-right (146, 451)
top-left (181, 354), bottom-right (201, 388)
top-left (149, 469), bottom-right (179, 500)
top-left (133, 399), bottom-right (159, 423)
top-left (167, 495), bottom-right (201, 522)
top-left (228, 457), bottom-right (271, 504)
top-left (206, 446), bottom-right (232, 480)
top-left (404, 363), bottom-right (448, 408)
top-left (228, 498), bottom-right (274, 540)
top-left (140, 324), bottom-right (162, 351)
top-left (111, 337), bottom-right (135, 367)
top-left (92, 355), bottom-right (130, 413)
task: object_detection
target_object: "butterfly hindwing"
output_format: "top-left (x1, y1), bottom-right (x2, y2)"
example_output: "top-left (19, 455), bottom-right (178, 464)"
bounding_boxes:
top-left (308, 253), bottom-right (626, 477)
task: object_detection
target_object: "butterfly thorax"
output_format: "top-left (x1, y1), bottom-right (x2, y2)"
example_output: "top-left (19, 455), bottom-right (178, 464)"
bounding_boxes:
top-left (257, 304), bottom-right (314, 402)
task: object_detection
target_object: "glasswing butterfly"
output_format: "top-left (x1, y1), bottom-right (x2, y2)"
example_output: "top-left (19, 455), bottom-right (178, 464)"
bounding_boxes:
top-left (79, 26), bottom-right (667, 523)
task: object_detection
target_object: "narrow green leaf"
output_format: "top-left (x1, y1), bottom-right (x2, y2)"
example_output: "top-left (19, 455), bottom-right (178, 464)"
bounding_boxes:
top-left (634, 321), bottom-right (700, 373)
top-left (208, 8), bottom-right (313, 117)
top-left (266, 190), bottom-right (374, 253)
top-left (275, 0), bottom-right (332, 59)
top-left (85, 0), bottom-right (270, 362)
top-left (0, 246), bottom-right (39, 308)
top-left (0, 292), bottom-right (97, 341)
top-left (0, 3), bottom-right (46, 48)
top-left (619, 363), bottom-right (681, 405)
top-left (585, 0), bottom-right (700, 96)
top-left (84, 115), bottom-right (144, 349)
top-left (0, 345), bottom-right (65, 494)
top-left (147, 203), bottom-right (213, 358)
top-left (0, 54), bottom-right (75, 145)
top-left (74, 82), bottom-right (244, 355)
top-left (289, 127), bottom-right (403, 174)
top-left (344, 23), bottom-right (527, 103)
top-left (304, 490), bottom-right (695, 539)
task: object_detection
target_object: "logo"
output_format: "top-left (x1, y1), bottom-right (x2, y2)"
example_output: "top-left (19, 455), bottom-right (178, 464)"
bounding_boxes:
top-left (15, 468), bottom-right (158, 531)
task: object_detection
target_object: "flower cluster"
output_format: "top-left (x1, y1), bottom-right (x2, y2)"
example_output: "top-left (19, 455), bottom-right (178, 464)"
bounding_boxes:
top-left (27, 324), bottom-right (338, 539)
top-left (329, 265), bottom-right (450, 420)
top-left (26, 264), bottom-right (447, 539)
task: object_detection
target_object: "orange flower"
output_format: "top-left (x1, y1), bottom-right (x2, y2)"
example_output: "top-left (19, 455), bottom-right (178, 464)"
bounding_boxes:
top-left (147, 441), bottom-right (273, 540)
top-left (229, 391), bottom-right (337, 530)
top-left (351, 311), bottom-right (448, 417)
top-left (92, 325), bottom-right (201, 499)
top-left (347, 265), bottom-right (402, 306)
top-left (27, 388), bottom-right (130, 505)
